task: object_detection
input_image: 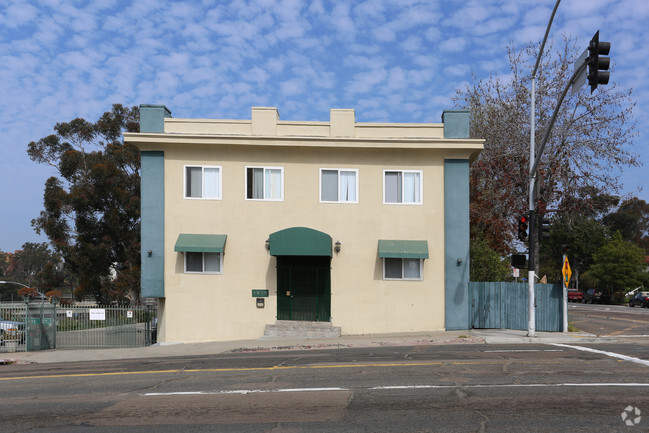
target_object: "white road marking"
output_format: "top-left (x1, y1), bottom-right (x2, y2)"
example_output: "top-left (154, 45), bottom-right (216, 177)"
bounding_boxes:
top-left (144, 387), bottom-right (350, 396)
top-left (371, 383), bottom-right (649, 390)
top-left (143, 383), bottom-right (649, 397)
top-left (551, 343), bottom-right (649, 367)
top-left (484, 349), bottom-right (564, 353)
top-left (612, 335), bottom-right (649, 338)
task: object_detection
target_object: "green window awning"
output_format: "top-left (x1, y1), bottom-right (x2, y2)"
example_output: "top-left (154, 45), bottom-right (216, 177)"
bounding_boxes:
top-left (174, 234), bottom-right (227, 253)
top-left (269, 227), bottom-right (332, 257)
top-left (378, 240), bottom-right (429, 259)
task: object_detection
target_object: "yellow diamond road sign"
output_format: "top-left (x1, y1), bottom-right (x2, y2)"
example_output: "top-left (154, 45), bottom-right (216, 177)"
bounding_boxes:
top-left (562, 257), bottom-right (572, 288)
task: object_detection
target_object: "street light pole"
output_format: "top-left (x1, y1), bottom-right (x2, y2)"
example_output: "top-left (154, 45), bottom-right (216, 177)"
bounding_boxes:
top-left (528, 0), bottom-right (561, 337)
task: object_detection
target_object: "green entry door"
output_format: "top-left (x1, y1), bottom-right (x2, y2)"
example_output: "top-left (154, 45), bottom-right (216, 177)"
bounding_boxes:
top-left (277, 256), bottom-right (331, 322)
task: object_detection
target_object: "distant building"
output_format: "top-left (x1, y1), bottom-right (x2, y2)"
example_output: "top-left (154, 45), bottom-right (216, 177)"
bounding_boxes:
top-left (124, 105), bottom-right (483, 343)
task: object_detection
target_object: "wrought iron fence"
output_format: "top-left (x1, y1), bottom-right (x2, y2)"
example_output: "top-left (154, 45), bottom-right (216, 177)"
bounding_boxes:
top-left (0, 303), bottom-right (157, 352)
top-left (0, 303), bottom-right (27, 353)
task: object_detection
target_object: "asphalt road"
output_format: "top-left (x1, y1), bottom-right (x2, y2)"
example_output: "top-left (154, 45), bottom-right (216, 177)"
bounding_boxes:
top-left (569, 302), bottom-right (649, 336)
top-left (1, 303), bottom-right (648, 432)
top-left (2, 339), bottom-right (649, 432)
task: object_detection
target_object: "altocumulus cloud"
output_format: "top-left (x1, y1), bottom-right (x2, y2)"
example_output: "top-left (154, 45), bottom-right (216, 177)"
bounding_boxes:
top-left (0, 0), bottom-right (647, 252)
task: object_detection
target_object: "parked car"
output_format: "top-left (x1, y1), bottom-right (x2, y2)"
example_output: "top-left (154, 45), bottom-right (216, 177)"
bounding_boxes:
top-left (0, 318), bottom-right (25, 345)
top-left (629, 291), bottom-right (649, 308)
top-left (583, 288), bottom-right (611, 304)
top-left (567, 289), bottom-right (583, 302)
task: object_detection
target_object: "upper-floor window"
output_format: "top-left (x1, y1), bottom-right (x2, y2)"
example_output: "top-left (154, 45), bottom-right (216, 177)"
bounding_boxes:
top-left (246, 166), bottom-right (283, 201)
top-left (185, 165), bottom-right (221, 199)
top-left (320, 169), bottom-right (358, 203)
top-left (383, 170), bottom-right (422, 204)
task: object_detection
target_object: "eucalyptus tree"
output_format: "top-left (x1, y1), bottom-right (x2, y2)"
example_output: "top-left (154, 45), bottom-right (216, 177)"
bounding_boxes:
top-left (27, 104), bottom-right (141, 303)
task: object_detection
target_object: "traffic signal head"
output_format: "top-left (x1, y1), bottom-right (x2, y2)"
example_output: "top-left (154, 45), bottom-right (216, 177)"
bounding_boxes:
top-left (511, 254), bottom-right (527, 268)
top-left (587, 30), bottom-right (611, 93)
top-left (517, 214), bottom-right (529, 241)
top-left (539, 217), bottom-right (551, 241)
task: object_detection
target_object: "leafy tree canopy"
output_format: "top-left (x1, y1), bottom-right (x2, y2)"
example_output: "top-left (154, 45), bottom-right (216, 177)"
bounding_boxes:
top-left (590, 232), bottom-right (646, 291)
top-left (0, 243), bottom-right (66, 300)
top-left (470, 231), bottom-right (513, 282)
top-left (27, 104), bottom-right (140, 304)
top-left (602, 197), bottom-right (649, 250)
top-left (538, 215), bottom-right (609, 285)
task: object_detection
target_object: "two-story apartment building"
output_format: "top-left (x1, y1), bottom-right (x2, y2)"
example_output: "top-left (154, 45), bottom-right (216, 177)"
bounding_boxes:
top-left (124, 105), bottom-right (483, 343)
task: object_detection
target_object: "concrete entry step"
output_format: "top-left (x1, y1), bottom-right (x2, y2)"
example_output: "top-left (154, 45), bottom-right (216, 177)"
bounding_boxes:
top-left (264, 320), bottom-right (341, 338)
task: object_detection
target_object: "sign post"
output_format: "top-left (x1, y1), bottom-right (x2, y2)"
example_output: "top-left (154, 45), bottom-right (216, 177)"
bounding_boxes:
top-left (562, 256), bottom-right (572, 332)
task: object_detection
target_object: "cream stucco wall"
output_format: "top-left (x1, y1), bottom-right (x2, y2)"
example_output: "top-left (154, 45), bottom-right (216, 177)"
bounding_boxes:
top-left (127, 107), bottom-right (482, 343)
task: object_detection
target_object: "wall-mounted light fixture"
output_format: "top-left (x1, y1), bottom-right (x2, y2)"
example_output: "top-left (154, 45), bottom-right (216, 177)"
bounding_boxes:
top-left (334, 241), bottom-right (341, 253)
top-left (147, 250), bottom-right (153, 257)
top-left (265, 239), bottom-right (270, 251)
top-left (457, 258), bottom-right (462, 266)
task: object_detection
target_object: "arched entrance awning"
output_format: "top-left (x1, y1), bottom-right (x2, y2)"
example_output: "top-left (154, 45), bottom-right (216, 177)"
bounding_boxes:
top-left (268, 227), bottom-right (332, 257)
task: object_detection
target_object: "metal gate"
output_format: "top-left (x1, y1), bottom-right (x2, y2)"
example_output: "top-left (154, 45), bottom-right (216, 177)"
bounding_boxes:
top-left (277, 256), bottom-right (331, 321)
top-left (55, 305), bottom-right (157, 349)
top-left (470, 282), bottom-right (563, 331)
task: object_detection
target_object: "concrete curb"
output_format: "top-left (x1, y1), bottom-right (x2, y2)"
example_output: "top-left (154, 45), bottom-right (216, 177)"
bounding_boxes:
top-left (0, 329), bottom-right (619, 364)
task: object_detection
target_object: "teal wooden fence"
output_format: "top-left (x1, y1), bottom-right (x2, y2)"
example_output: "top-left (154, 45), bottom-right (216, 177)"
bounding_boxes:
top-left (469, 282), bottom-right (563, 332)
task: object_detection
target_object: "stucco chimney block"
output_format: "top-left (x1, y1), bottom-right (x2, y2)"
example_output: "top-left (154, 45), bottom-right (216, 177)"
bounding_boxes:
top-left (330, 109), bottom-right (355, 137)
top-left (252, 107), bottom-right (279, 136)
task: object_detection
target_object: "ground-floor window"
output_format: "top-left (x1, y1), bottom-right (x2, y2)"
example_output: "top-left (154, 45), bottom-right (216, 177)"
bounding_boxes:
top-left (383, 257), bottom-right (422, 280)
top-left (185, 252), bottom-right (222, 274)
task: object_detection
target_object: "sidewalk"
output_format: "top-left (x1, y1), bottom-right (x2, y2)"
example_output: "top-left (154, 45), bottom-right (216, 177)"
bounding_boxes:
top-left (2, 329), bottom-right (612, 364)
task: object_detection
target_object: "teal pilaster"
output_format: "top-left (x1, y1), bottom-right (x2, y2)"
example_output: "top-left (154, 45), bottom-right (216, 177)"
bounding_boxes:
top-left (141, 151), bottom-right (165, 297)
top-left (444, 159), bottom-right (471, 330)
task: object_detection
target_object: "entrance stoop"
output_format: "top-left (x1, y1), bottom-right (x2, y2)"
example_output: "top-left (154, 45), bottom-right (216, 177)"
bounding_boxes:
top-left (264, 320), bottom-right (341, 338)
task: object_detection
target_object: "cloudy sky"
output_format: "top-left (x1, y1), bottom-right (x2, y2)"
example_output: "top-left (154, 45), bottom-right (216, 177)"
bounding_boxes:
top-left (1, 0), bottom-right (647, 252)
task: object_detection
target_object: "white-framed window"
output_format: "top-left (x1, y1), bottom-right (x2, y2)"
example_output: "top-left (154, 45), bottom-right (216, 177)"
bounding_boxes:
top-left (320, 168), bottom-right (358, 203)
top-left (245, 166), bottom-right (284, 201)
top-left (382, 258), bottom-right (423, 280)
top-left (184, 165), bottom-right (222, 199)
top-left (184, 252), bottom-right (223, 274)
top-left (383, 170), bottom-right (423, 204)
